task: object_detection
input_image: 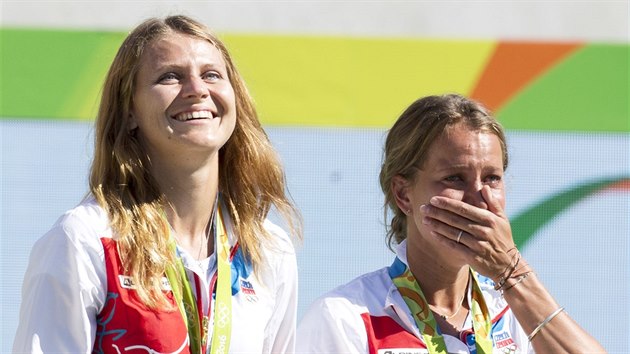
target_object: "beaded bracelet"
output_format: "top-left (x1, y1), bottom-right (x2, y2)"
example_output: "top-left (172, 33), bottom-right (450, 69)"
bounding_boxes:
top-left (527, 307), bottom-right (565, 341)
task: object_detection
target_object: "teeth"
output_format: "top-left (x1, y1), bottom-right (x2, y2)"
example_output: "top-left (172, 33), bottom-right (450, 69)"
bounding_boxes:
top-left (174, 111), bottom-right (213, 121)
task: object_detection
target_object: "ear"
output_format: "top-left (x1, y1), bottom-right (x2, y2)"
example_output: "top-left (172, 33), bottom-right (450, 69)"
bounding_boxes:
top-left (392, 175), bottom-right (412, 215)
top-left (128, 111), bottom-right (138, 131)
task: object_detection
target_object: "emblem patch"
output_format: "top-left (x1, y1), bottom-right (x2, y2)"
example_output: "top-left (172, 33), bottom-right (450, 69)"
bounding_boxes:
top-left (118, 275), bottom-right (172, 291)
top-left (240, 279), bottom-right (258, 302)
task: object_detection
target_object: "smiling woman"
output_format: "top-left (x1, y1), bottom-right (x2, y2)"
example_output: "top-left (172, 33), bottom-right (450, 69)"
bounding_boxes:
top-left (13, 15), bottom-right (302, 354)
top-left (130, 32), bottom-right (237, 168)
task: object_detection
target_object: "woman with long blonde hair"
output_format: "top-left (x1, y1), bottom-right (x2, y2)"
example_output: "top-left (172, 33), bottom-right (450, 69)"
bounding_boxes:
top-left (14, 15), bottom-right (301, 354)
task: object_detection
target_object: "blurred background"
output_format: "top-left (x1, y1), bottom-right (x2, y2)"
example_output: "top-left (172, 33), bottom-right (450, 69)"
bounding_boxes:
top-left (1, 1), bottom-right (628, 352)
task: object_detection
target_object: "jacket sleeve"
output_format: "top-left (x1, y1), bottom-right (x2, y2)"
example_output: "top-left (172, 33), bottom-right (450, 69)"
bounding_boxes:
top-left (12, 212), bottom-right (106, 353)
top-left (263, 221), bottom-right (299, 353)
top-left (296, 295), bottom-right (369, 353)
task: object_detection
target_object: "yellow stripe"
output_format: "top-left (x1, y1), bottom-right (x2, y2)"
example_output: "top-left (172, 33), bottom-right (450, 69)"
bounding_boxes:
top-left (224, 34), bottom-right (496, 127)
top-left (1, 28), bottom-right (496, 127)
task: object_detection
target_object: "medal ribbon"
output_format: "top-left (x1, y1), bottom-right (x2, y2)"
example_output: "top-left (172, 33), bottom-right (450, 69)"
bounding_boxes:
top-left (390, 260), bottom-right (493, 354)
top-left (165, 244), bottom-right (204, 354)
top-left (209, 204), bottom-right (232, 354)
top-left (165, 199), bottom-right (233, 354)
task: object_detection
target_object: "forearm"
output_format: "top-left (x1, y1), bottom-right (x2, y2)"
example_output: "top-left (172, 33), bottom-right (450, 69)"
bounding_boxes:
top-left (502, 271), bottom-right (606, 353)
top-left (421, 193), bottom-right (607, 352)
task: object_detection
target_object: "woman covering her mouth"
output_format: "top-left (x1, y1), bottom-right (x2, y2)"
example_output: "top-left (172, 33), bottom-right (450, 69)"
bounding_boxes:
top-left (297, 94), bottom-right (606, 354)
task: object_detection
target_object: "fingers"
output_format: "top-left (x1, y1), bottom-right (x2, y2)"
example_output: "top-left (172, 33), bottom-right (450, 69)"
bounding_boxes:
top-left (420, 196), bottom-right (509, 246)
top-left (429, 195), bottom-right (488, 223)
top-left (419, 194), bottom-right (516, 278)
top-left (453, 229), bottom-right (474, 248)
top-left (456, 229), bottom-right (464, 244)
top-left (422, 199), bottom-right (490, 239)
top-left (433, 230), bottom-right (473, 261)
top-left (420, 205), bottom-right (472, 244)
top-left (421, 195), bottom-right (515, 248)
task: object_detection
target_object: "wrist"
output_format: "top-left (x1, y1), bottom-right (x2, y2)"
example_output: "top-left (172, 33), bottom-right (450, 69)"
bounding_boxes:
top-left (493, 248), bottom-right (521, 290)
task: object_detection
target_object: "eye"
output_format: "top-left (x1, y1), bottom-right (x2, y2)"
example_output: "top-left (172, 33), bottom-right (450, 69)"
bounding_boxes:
top-left (157, 72), bottom-right (179, 84)
top-left (484, 174), bottom-right (502, 185)
top-left (203, 71), bottom-right (222, 82)
top-left (444, 175), bottom-right (463, 183)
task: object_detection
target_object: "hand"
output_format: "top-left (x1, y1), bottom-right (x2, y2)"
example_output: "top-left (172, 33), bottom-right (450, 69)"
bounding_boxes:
top-left (419, 185), bottom-right (515, 280)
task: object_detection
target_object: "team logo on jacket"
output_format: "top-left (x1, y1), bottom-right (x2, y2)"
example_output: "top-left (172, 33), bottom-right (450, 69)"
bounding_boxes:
top-left (240, 279), bottom-right (258, 302)
top-left (493, 329), bottom-right (517, 353)
top-left (118, 275), bottom-right (171, 291)
top-left (119, 275), bottom-right (136, 289)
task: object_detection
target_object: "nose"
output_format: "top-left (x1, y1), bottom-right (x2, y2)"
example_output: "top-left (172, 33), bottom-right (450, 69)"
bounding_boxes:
top-left (462, 180), bottom-right (488, 209)
top-left (182, 76), bottom-right (209, 99)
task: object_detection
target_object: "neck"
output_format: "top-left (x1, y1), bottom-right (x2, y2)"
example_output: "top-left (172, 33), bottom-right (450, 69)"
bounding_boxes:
top-left (151, 151), bottom-right (220, 259)
top-left (405, 235), bottom-right (470, 312)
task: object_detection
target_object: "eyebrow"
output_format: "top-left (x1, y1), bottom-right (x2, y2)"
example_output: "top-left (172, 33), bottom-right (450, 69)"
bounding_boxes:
top-left (152, 61), bottom-right (226, 71)
top-left (432, 158), bottom-right (468, 170)
top-left (433, 161), bottom-right (503, 173)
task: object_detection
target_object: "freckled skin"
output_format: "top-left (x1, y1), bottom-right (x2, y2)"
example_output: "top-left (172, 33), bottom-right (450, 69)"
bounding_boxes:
top-left (130, 32), bottom-right (237, 164)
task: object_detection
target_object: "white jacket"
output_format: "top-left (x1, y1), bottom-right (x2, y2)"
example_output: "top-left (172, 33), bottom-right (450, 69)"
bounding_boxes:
top-left (297, 240), bottom-right (533, 354)
top-left (13, 196), bottom-right (298, 353)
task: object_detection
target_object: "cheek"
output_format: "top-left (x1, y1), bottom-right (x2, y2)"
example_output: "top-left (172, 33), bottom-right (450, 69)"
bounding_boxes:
top-left (493, 188), bottom-right (506, 208)
top-left (484, 183), bottom-right (506, 208)
top-left (438, 189), bottom-right (465, 201)
top-left (217, 85), bottom-right (236, 110)
top-left (133, 89), bottom-right (170, 118)
top-left (413, 184), bottom-right (465, 205)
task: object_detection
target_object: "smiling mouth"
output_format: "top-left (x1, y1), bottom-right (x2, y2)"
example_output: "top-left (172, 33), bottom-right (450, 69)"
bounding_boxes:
top-left (173, 110), bottom-right (216, 121)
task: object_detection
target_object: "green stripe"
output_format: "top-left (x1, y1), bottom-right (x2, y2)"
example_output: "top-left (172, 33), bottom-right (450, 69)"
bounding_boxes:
top-left (0, 28), bottom-right (124, 120)
top-left (511, 176), bottom-right (630, 249)
top-left (498, 44), bottom-right (629, 132)
top-left (1, 28), bottom-right (628, 132)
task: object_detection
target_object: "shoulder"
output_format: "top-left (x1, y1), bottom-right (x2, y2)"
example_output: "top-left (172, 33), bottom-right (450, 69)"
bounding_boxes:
top-left (15, 198), bottom-right (109, 353)
top-left (262, 219), bottom-right (296, 256)
top-left (33, 196), bottom-right (110, 262)
top-left (257, 219), bottom-right (297, 282)
top-left (297, 268), bottom-right (391, 352)
top-left (53, 196), bottom-right (109, 235)
top-left (306, 266), bottom-right (392, 319)
top-left (20, 196), bottom-right (110, 306)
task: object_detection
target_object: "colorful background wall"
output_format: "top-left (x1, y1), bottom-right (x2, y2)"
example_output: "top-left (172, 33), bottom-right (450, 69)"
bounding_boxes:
top-left (1, 1), bottom-right (628, 352)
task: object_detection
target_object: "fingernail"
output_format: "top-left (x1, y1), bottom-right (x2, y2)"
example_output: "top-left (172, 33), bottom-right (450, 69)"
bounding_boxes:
top-left (420, 204), bottom-right (427, 213)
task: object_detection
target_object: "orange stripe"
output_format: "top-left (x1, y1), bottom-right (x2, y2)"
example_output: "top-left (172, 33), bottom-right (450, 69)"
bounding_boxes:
top-left (604, 179), bottom-right (630, 191)
top-left (470, 42), bottom-right (583, 112)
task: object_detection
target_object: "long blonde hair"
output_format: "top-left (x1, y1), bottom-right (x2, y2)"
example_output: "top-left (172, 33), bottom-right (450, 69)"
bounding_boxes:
top-left (379, 94), bottom-right (508, 249)
top-left (90, 15), bottom-right (301, 308)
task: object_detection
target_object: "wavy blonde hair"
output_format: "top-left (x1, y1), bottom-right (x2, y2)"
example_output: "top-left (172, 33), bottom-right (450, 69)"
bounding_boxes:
top-left (90, 15), bottom-right (301, 308)
top-left (379, 93), bottom-right (508, 249)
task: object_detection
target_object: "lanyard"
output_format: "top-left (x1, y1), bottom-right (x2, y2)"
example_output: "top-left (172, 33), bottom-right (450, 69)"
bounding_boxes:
top-left (209, 204), bottom-right (232, 354)
top-left (165, 200), bottom-right (233, 354)
top-left (390, 260), bottom-right (493, 354)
